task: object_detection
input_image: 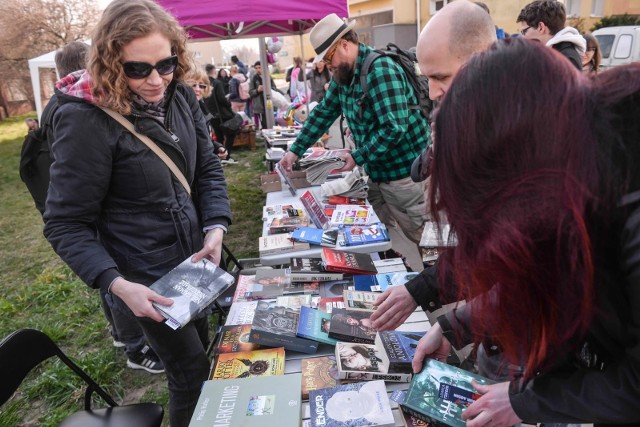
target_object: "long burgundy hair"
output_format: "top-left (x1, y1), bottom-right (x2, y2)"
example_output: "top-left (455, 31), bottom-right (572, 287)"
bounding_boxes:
top-left (429, 38), bottom-right (638, 377)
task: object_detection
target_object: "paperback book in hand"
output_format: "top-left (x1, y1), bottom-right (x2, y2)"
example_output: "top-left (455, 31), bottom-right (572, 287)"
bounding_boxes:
top-left (150, 256), bottom-right (234, 330)
top-left (401, 359), bottom-right (495, 427)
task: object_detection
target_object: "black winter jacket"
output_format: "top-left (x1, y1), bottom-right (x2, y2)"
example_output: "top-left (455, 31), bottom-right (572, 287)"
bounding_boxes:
top-left (43, 78), bottom-right (231, 292)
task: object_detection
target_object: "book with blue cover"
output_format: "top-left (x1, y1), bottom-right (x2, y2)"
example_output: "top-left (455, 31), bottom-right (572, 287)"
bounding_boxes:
top-left (308, 380), bottom-right (395, 427)
top-left (341, 223), bottom-right (390, 247)
top-left (371, 272), bottom-right (419, 292)
top-left (291, 227), bottom-right (339, 247)
top-left (375, 331), bottom-right (426, 374)
top-left (296, 305), bottom-right (337, 345)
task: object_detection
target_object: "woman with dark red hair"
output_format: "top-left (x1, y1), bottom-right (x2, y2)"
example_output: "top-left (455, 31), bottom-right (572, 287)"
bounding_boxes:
top-left (412, 37), bottom-right (640, 426)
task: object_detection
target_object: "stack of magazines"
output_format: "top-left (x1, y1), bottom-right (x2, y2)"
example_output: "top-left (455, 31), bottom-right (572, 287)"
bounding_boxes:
top-left (320, 168), bottom-right (369, 199)
top-left (298, 148), bottom-right (350, 185)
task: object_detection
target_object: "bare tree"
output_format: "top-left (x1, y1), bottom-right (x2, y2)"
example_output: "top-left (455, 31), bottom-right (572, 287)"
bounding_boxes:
top-left (0, 0), bottom-right (99, 116)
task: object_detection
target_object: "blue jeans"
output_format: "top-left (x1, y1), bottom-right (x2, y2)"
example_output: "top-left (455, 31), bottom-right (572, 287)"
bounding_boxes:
top-left (107, 293), bottom-right (210, 427)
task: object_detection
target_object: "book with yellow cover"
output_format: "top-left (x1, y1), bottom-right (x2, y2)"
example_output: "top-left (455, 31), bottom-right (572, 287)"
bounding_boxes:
top-left (210, 347), bottom-right (285, 380)
top-left (301, 355), bottom-right (339, 399)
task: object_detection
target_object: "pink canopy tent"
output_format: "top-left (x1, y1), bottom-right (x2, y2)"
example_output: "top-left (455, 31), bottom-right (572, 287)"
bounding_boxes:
top-left (157, 0), bottom-right (348, 40)
top-left (156, 0), bottom-right (348, 128)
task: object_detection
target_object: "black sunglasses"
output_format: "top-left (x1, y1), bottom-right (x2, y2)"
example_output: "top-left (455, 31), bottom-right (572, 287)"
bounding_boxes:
top-left (123, 55), bottom-right (179, 79)
top-left (191, 83), bottom-right (208, 90)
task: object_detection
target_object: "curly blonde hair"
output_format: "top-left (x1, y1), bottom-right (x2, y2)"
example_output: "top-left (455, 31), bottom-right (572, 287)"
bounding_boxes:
top-left (88, 0), bottom-right (192, 114)
top-left (184, 68), bottom-right (211, 98)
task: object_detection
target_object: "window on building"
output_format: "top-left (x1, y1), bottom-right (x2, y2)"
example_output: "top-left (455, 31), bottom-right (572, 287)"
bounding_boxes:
top-left (614, 34), bottom-right (633, 59)
top-left (352, 10), bottom-right (393, 47)
top-left (590, 0), bottom-right (604, 17)
top-left (564, 0), bottom-right (582, 17)
top-left (430, 0), bottom-right (451, 15)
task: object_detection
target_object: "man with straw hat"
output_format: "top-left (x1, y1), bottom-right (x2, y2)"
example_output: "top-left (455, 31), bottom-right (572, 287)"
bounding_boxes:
top-left (279, 13), bottom-right (431, 248)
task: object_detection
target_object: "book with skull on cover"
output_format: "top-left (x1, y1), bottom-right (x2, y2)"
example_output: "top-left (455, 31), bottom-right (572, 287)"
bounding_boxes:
top-left (248, 304), bottom-right (319, 354)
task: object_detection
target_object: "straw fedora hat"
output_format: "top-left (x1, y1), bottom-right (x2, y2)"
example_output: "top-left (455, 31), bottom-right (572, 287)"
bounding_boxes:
top-left (310, 13), bottom-right (356, 64)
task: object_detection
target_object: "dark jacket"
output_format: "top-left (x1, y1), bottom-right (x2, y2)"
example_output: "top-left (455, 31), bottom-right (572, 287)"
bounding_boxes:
top-left (306, 68), bottom-right (331, 103)
top-left (553, 41), bottom-right (582, 70)
top-left (43, 78), bottom-right (231, 293)
top-left (249, 73), bottom-right (279, 115)
top-left (205, 79), bottom-right (234, 122)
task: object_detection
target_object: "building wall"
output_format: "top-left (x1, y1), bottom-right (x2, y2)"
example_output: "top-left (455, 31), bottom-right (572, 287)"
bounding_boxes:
top-left (347, 0), bottom-right (640, 40)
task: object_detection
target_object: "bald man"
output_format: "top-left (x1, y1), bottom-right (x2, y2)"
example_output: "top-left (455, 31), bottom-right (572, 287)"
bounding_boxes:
top-left (418, 0), bottom-right (496, 102)
top-left (371, 0), bottom-right (496, 332)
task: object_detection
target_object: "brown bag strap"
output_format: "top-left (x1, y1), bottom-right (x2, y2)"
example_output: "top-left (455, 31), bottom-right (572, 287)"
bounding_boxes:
top-left (100, 107), bottom-right (191, 196)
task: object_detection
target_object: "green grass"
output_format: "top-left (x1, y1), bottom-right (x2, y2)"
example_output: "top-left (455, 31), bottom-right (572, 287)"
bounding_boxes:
top-left (0, 113), bottom-right (267, 426)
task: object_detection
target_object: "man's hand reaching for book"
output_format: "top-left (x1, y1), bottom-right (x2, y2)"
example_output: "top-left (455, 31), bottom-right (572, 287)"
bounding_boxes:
top-left (279, 151), bottom-right (299, 172)
top-left (110, 277), bottom-right (173, 322)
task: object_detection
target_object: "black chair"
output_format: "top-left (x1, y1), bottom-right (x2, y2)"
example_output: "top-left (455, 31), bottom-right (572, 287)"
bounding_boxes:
top-left (0, 328), bottom-right (163, 427)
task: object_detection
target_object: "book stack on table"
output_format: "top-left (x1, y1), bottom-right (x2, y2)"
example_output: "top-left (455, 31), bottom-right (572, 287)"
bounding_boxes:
top-left (260, 187), bottom-right (393, 266)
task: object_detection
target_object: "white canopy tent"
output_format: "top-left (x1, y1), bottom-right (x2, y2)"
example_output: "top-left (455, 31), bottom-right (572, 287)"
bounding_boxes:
top-left (28, 49), bottom-right (58, 121)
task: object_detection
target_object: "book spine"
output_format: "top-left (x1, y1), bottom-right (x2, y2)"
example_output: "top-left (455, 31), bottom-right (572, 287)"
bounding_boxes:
top-left (250, 329), bottom-right (318, 354)
top-left (337, 370), bottom-right (412, 383)
top-left (400, 404), bottom-right (438, 425)
top-left (327, 331), bottom-right (375, 345)
top-left (289, 273), bottom-right (341, 282)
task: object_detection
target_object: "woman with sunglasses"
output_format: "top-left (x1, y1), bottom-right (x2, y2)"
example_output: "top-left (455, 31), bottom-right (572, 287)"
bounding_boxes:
top-left (582, 34), bottom-right (601, 76)
top-left (42, 1), bottom-right (231, 425)
top-left (184, 69), bottom-right (230, 162)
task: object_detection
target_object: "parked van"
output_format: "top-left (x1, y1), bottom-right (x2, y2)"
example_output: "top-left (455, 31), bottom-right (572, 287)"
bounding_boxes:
top-left (592, 26), bottom-right (640, 70)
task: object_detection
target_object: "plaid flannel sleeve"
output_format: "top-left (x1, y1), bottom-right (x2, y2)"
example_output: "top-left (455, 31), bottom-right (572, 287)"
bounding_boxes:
top-left (288, 79), bottom-right (342, 157)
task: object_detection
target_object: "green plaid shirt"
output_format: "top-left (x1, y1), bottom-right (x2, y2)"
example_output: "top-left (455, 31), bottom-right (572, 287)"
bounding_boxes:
top-left (290, 43), bottom-right (431, 183)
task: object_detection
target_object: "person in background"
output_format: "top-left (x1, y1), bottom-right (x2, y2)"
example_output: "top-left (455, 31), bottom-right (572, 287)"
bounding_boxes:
top-left (43, 1), bottom-right (232, 425)
top-left (517, 0), bottom-right (585, 70)
top-left (412, 37), bottom-right (640, 426)
top-left (228, 64), bottom-right (248, 113)
top-left (216, 68), bottom-right (230, 96)
top-left (205, 64), bottom-right (239, 164)
top-left (307, 60), bottom-right (331, 103)
top-left (249, 60), bottom-right (280, 130)
top-left (25, 118), bottom-right (39, 131)
top-left (582, 33), bottom-right (601, 76)
top-left (286, 56), bottom-right (306, 100)
top-left (474, 1), bottom-right (506, 39)
top-left (184, 68), bottom-right (229, 161)
top-left (230, 54), bottom-right (248, 75)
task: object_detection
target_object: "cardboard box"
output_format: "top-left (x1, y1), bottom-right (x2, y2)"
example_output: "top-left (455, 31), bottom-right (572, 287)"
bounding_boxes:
top-left (260, 171), bottom-right (310, 193)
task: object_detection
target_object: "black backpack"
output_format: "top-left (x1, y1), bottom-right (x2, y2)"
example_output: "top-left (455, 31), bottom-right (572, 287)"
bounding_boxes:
top-left (358, 43), bottom-right (434, 121)
top-left (19, 100), bottom-right (58, 216)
